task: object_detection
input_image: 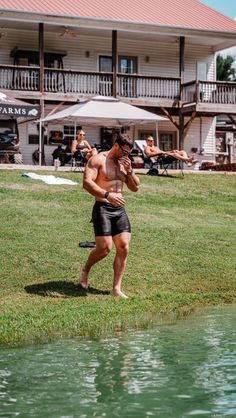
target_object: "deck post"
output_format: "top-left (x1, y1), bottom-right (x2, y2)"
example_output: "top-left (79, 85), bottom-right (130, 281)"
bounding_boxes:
top-left (112, 30), bottom-right (117, 97)
top-left (179, 36), bottom-right (185, 149)
top-left (179, 112), bottom-right (184, 150)
top-left (39, 23), bottom-right (44, 93)
top-left (179, 36), bottom-right (185, 102)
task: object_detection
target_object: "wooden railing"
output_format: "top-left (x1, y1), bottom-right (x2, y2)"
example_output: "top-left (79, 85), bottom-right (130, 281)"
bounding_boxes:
top-left (0, 65), bottom-right (181, 100)
top-left (117, 74), bottom-right (180, 99)
top-left (45, 68), bottom-right (113, 95)
top-left (0, 65), bottom-right (40, 90)
top-left (1, 65), bottom-right (235, 105)
top-left (182, 80), bottom-right (236, 105)
top-left (0, 65), bottom-right (114, 95)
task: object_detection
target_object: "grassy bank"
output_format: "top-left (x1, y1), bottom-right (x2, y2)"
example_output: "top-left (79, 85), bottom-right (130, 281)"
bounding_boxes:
top-left (0, 170), bottom-right (235, 345)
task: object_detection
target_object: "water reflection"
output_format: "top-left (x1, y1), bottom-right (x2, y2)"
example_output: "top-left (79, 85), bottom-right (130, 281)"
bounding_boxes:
top-left (0, 305), bottom-right (236, 417)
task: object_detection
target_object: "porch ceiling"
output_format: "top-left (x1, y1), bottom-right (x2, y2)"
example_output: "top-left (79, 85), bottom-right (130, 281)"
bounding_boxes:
top-left (0, 18), bottom-right (236, 51)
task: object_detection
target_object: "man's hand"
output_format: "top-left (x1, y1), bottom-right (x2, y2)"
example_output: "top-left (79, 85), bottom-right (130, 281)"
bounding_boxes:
top-left (107, 192), bottom-right (125, 206)
top-left (119, 156), bottom-right (132, 173)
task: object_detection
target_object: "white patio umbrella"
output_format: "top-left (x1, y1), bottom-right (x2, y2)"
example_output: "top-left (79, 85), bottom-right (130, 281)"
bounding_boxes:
top-left (40, 95), bottom-right (166, 165)
top-left (42, 95), bottom-right (166, 126)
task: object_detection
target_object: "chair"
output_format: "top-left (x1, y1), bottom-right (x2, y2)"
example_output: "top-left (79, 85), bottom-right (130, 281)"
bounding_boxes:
top-left (70, 149), bottom-right (87, 171)
top-left (134, 140), bottom-right (184, 176)
top-left (134, 140), bottom-right (154, 169)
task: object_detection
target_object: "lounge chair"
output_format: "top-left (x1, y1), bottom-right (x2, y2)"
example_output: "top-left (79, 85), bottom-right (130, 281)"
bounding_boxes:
top-left (134, 140), bottom-right (184, 176)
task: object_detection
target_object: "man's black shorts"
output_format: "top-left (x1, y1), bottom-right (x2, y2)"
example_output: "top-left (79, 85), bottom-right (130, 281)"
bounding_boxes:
top-left (92, 201), bottom-right (131, 237)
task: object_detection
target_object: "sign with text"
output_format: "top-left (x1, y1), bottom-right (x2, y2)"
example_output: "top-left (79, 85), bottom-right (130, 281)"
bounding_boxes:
top-left (0, 92), bottom-right (40, 118)
top-left (0, 104), bottom-right (40, 118)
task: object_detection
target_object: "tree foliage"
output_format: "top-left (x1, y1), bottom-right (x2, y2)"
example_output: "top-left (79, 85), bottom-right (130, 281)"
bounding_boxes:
top-left (217, 54), bottom-right (236, 81)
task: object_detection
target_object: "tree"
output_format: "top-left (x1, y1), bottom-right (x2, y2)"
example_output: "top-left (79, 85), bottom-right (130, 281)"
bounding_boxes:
top-left (217, 54), bottom-right (236, 81)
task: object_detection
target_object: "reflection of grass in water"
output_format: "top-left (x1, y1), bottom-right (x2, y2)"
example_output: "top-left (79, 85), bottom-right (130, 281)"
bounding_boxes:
top-left (0, 170), bottom-right (236, 344)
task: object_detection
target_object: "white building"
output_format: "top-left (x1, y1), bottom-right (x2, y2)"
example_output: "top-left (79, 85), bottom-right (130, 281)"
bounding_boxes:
top-left (0, 0), bottom-right (236, 166)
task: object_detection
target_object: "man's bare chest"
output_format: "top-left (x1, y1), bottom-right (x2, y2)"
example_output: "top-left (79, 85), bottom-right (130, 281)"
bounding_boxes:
top-left (100, 159), bottom-right (126, 182)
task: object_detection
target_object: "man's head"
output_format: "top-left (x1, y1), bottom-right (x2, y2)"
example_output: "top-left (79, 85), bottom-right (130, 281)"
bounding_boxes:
top-left (146, 136), bottom-right (154, 145)
top-left (115, 133), bottom-right (133, 157)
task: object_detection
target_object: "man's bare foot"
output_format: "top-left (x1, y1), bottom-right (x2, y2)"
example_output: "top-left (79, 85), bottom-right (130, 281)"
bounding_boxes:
top-left (79, 267), bottom-right (89, 289)
top-left (111, 289), bottom-right (129, 299)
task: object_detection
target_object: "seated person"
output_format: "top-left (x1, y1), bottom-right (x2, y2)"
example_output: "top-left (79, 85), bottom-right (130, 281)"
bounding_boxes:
top-left (144, 136), bottom-right (197, 167)
top-left (71, 130), bottom-right (97, 161)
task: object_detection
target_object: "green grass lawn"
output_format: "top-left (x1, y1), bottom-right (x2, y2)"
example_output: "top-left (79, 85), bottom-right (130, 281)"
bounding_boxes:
top-left (0, 170), bottom-right (235, 345)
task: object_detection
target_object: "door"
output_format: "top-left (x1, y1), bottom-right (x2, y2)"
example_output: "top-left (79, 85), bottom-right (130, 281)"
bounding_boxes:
top-left (99, 56), bottom-right (112, 95)
top-left (118, 56), bottom-right (137, 97)
top-left (196, 62), bottom-right (212, 101)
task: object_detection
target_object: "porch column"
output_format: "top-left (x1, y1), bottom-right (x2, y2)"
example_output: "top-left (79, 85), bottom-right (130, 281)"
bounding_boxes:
top-left (179, 36), bottom-right (185, 149)
top-left (39, 23), bottom-right (44, 93)
top-left (179, 112), bottom-right (184, 150)
top-left (179, 36), bottom-right (185, 86)
top-left (112, 30), bottom-right (117, 97)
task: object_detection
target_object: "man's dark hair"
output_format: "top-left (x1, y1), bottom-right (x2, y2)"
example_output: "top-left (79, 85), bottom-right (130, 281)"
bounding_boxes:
top-left (115, 133), bottom-right (133, 149)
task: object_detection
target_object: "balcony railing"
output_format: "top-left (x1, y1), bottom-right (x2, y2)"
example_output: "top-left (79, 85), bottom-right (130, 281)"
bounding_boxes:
top-left (0, 65), bottom-right (181, 101)
top-left (1, 65), bottom-right (235, 106)
top-left (182, 80), bottom-right (236, 105)
top-left (117, 74), bottom-right (180, 99)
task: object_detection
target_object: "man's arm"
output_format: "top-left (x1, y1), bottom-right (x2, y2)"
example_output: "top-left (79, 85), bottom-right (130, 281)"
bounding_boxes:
top-left (119, 156), bottom-right (140, 192)
top-left (126, 170), bottom-right (140, 192)
top-left (83, 157), bottom-right (102, 197)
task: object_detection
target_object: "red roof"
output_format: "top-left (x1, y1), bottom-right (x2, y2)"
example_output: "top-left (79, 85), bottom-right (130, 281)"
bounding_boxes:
top-left (1, 0), bottom-right (236, 33)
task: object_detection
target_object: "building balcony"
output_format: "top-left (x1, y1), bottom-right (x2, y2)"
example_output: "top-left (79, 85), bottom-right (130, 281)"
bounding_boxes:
top-left (0, 65), bottom-right (180, 106)
top-left (182, 80), bottom-right (236, 114)
top-left (1, 65), bottom-right (236, 115)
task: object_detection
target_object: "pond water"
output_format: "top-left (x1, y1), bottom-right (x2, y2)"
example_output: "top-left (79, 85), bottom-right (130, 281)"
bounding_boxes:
top-left (1, 305), bottom-right (236, 418)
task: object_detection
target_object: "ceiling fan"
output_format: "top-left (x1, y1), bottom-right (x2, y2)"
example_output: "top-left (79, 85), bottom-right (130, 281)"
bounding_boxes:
top-left (59, 27), bottom-right (79, 38)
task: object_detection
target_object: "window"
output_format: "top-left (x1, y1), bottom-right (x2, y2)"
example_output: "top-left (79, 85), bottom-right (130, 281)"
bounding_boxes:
top-left (119, 57), bottom-right (137, 74)
top-left (28, 134), bottom-right (48, 145)
top-left (11, 49), bottom-right (66, 69)
top-left (63, 125), bottom-right (76, 148)
top-left (99, 56), bottom-right (138, 74)
top-left (101, 128), bottom-right (113, 149)
top-left (159, 133), bottom-right (176, 151)
top-left (99, 56), bottom-right (112, 95)
top-left (98, 55), bottom-right (138, 96)
top-left (119, 56), bottom-right (137, 97)
top-left (139, 131), bottom-right (156, 142)
top-left (99, 56), bottom-right (112, 72)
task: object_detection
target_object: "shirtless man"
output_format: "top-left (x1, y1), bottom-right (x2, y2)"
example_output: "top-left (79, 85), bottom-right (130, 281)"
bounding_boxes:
top-left (144, 136), bottom-right (197, 166)
top-left (79, 133), bottom-right (140, 298)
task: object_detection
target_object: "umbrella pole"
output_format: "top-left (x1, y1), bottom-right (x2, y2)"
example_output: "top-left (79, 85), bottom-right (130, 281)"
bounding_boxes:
top-left (39, 99), bottom-right (45, 166)
top-left (155, 122), bottom-right (159, 147)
